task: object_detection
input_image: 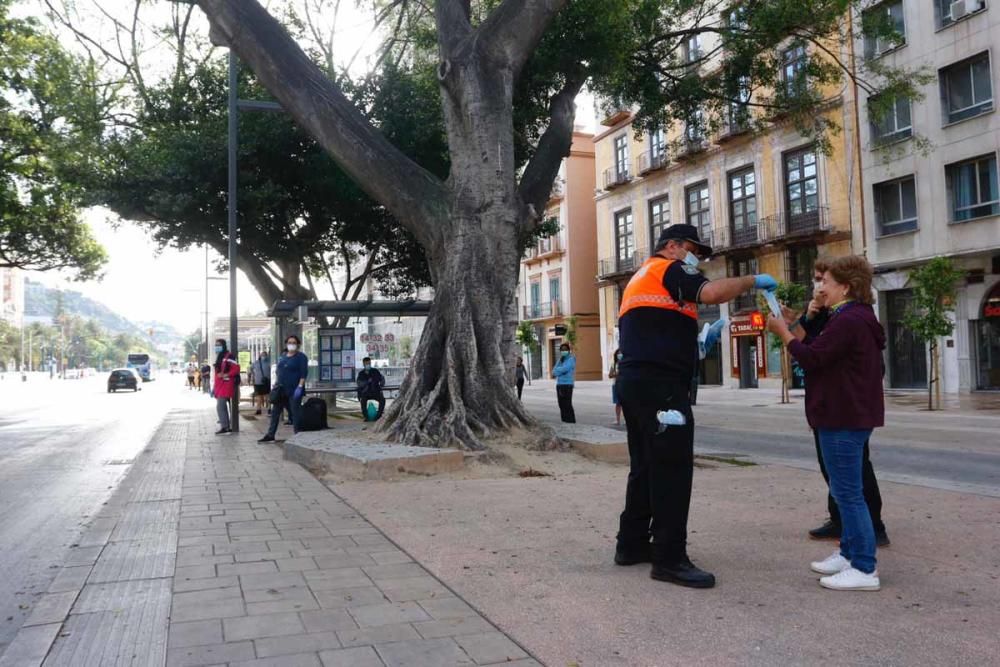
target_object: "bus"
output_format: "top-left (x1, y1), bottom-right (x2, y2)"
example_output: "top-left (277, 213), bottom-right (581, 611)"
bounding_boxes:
top-left (126, 353), bottom-right (154, 381)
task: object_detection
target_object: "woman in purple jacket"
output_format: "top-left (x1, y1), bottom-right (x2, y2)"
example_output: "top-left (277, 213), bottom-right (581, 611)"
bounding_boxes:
top-left (767, 255), bottom-right (885, 592)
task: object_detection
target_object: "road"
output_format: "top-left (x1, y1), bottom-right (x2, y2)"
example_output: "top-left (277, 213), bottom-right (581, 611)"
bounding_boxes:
top-left (520, 379), bottom-right (1000, 498)
top-left (0, 372), bottom-right (198, 654)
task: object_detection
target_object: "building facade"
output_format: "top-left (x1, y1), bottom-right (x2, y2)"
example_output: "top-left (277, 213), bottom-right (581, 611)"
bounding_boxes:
top-left (857, 0), bottom-right (1000, 393)
top-left (1, 267), bottom-right (25, 327)
top-left (516, 130), bottom-right (601, 380)
top-left (593, 29), bottom-right (864, 388)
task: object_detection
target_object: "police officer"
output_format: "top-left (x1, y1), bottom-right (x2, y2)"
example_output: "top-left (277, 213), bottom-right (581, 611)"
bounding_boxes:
top-left (614, 224), bottom-right (776, 588)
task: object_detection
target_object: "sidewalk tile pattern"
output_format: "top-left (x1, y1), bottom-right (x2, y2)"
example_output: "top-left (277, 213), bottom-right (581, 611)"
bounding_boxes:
top-left (3, 409), bottom-right (535, 667)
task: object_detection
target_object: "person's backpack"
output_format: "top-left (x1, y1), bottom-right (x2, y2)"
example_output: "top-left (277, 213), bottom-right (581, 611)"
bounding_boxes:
top-left (300, 397), bottom-right (329, 431)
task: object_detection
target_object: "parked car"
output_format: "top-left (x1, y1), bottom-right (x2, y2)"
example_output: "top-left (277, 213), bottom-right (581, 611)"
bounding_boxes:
top-left (107, 368), bottom-right (141, 393)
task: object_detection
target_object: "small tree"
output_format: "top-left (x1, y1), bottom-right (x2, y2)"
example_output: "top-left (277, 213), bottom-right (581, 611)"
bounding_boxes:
top-left (563, 315), bottom-right (579, 350)
top-left (903, 257), bottom-right (963, 410)
top-left (761, 282), bottom-right (809, 404)
top-left (514, 320), bottom-right (539, 382)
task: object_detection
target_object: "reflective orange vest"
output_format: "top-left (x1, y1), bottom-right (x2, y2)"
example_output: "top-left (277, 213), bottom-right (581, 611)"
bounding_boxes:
top-left (618, 256), bottom-right (699, 320)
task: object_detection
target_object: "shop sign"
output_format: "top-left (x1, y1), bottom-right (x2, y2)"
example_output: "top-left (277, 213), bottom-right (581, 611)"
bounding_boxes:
top-left (731, 312), bottom-right (765, 336)
top-left (983, 283), bottom-right (1000, 318)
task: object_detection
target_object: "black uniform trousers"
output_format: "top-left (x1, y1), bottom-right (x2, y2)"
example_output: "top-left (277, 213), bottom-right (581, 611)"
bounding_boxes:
top-left (616, 374), bottom-right (694, 562)
top-left (813, 429), bottom-right (885, 532)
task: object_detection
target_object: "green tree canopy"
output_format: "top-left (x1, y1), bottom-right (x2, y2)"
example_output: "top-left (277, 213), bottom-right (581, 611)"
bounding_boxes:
top-left (0, 0), bottom-right (106, 279)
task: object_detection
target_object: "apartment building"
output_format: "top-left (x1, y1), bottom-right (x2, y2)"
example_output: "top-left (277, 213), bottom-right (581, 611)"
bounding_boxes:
top-left (857, 0), bottom-right (1000, 392)
top-left (516, 130), bottom-right (601, 381)
top-left (593, 28), bottom-right (863, 388)
top-left (1, 267), bottom-right (25, 327)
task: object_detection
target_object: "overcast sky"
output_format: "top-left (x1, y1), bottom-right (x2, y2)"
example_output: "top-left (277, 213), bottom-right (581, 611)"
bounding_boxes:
top-left (21, 1), bottom-right (597, 335)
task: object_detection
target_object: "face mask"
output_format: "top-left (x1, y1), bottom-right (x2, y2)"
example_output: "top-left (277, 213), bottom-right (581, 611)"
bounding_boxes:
top-left (561, 351), bottom-right (569, 358)
top-left (287, 344), bottom-right (297, 352)
top-left (616, 354), bottom-right (623, 361)
top-left (363, 363), bottom-right (371, 369)
top-left (683, 251), bottom-right (699, 268)
top-left (214, 345), bottom-right (222, 353)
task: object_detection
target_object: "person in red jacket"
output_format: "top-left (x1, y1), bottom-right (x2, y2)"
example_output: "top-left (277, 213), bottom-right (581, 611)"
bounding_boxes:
top-left (768, 255), bottom-right (886, 592)
top-left (212, 339), bottom-right (240, 435)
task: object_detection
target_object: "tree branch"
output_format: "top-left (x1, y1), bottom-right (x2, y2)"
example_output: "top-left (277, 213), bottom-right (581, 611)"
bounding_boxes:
top-left (516, 74), bottom-right (585, 230)
top-left (478, 0), bottom-right (569, 78)
top-left (434, 0), bottom-right (473, 57)
top-left (196, 0), bottom-right (449, 251)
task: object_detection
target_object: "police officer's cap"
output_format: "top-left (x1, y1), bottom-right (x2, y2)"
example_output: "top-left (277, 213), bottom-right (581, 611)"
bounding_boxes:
top-left (655, 224), bottom-right (712, 258)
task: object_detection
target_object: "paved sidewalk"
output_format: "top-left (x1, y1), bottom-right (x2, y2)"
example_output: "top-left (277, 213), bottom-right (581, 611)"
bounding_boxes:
top-left (0, 408), bottom-right (536, 667)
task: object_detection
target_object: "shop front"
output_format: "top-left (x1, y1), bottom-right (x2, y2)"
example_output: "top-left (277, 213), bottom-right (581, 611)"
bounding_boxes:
top-left (730, 313), bottom-right (767, 389)
top-left (975, 282), bottom-right (1000, 390)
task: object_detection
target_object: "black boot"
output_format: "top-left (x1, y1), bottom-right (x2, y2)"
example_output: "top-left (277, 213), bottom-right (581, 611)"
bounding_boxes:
top-left (809, 520), bottom-right (841, 540)
top-left (875, 528), bottom-right (891, 547)
top-left (614, 542), bottom-right (651, 566)
top-left (650, 556), bottom-right (716, 588)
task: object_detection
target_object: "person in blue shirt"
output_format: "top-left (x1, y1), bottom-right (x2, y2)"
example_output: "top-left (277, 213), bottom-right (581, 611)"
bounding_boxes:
top-left (258, 334), bottom-right (309, 442)
top-left (552, 342), bottom-right (576, 423)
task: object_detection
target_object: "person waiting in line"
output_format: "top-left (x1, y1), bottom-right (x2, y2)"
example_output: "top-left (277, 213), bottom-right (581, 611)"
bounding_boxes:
top-left (768, 255), bottom-right (886, 592)
top-left (185, 359), bottom-right (197, 389)
top-left (357, 357), bottom-right (386, 421)
top-left (552, 342), bottom-right (576, 423)
top-left (258, 335), bottom-right (308, 442)
top-left (212, 340), bottom-right (240, 435)
top-left (514, 357), bottom-right (527, 400)
top-left (615, 224), bottom-right (774, 589)
top-left (609, 348), bottom-right (623, 426)
top-left (781, 259), bottom-right (889, 548)
top-left (200, 361), bottom-right (212, 394)
top-left (251, 350), bottom-right (271, 416)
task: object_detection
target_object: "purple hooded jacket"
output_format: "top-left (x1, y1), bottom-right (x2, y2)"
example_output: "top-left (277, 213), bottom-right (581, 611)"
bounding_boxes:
top-left (788, 302), bottom-right (886, 430)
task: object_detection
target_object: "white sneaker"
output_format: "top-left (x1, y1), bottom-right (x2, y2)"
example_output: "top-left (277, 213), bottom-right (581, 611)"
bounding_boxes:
top-left (810, 551), bottom-right (850, 575)
top-left (819, 567), bottom-right (880, 591)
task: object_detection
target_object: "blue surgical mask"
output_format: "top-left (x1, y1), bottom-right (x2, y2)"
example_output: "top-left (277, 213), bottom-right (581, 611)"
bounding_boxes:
top-left (214, 345), bottom-right (222, 353)
top-left (363, 363), bottom-right (371, 369)
top-left (616, 353), bottom-right (623, 361)
top-left (561, 351), bottom-right (569, 358)
top-left (683, 251), bottom-right (700, 268)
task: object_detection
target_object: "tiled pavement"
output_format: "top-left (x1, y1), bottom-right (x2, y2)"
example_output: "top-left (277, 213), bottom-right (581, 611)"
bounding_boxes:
top-left (0, 409), bottom-right (538, 667)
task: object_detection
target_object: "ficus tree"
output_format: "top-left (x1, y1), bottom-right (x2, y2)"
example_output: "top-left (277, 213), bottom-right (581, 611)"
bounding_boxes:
top-left (189, 0), bottom-right (916, 449)
top-left (0, 0), bottom-right (107, 279)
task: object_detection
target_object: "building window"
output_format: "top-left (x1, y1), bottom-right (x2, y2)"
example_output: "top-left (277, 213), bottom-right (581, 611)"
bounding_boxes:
top-left (937, 0), bottom-right (986, 28)
top-left (686, 182), bottom-right (711, 239)
top-left (728, 75), bottom-right (752, 130)
top-left (728, 167), bottom-right (757, 243)
top-left (529, 280), bottom-right (541, 317)
top-left (685, 108), bottom-right (706, 143)
top-left (685, 34), bottom-right (702, 63)
top-left (549, 275), bottom-right (561, 308)
top-left (873, 176), bottom-right (918, 236)
top-left (786, 245), bottom-right (818, 292)
top-left (650, 128), bottom-right (666, 162)
top-left (648, 196), bottom-right (670, 253)
top-left (869, 95), bottom-right (912, 144)
top-left (729, 256), bottom-right (758, 312)
top-left (782, 44), bottom-right (808, 97)
top-left (940, 52), bottom-right (993, 124)
top-left (615, 209), bottom-right (635, 264)
top-left (946, 154), bottom-right (999, 222)
top-left (863, 0), bottom-right (906, 58)
top-left (784, 146), bottom-right (819, 220)
top-left (614, 134), bottom-right (629, 179)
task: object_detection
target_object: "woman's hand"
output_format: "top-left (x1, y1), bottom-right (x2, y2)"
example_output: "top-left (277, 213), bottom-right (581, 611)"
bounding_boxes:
top-left (766, 314), bottom-right (793, 343)
top-left (780, 305), bottom-right (800, 326)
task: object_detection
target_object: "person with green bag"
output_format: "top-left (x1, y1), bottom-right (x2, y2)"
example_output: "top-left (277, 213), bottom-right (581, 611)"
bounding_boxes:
top-left (356, 357), bottom-right (386, 421)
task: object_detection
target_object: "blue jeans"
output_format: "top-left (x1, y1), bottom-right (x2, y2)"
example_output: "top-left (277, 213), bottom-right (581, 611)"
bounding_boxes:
top-left (818, 429), bottom-right (877, 574)
top-left (266, 394), bottom-right (302, 437)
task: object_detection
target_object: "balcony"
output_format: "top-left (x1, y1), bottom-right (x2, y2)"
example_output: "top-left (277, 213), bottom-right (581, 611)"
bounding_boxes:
top-left (598, 249), bottom-right (649, 280)
top-left (636, 151), bottom-right (668, 175)
top-left (523, 235), bottom-right (562, 264)
top-left (601, 107), bottom-right (631, 126)
top-left (716, 114), bottom-right (751, 144)
top-left (522, 301), bottom-right (561, 320)
top-left (674, 137), bottom-right (707, 160)
top-left (760, 206), bottom-right (831, 242)
top-left (603, 166), bottom-right (631, 190)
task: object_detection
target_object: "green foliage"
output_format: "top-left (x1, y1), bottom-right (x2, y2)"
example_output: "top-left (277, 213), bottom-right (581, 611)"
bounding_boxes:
top-left (903, 257), bottom-right (963, 343)
top-left (515, 320), bottom-right (539, 353)
top-left (564, 315), bottom-right (579, 349)
top-left (0, 0), bottom-right (107, 279)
